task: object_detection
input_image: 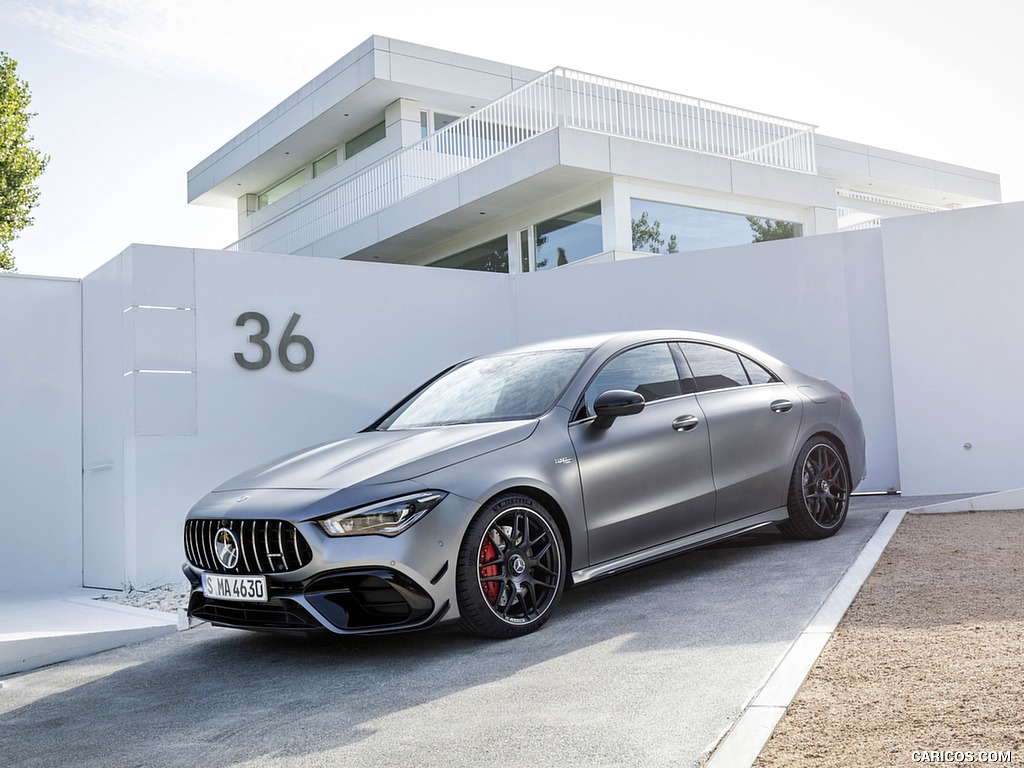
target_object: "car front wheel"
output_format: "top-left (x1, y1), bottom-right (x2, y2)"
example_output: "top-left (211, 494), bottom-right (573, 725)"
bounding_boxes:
top-left (780, 436), bottom-right (850, 539)
top-left (456, 493), bottom-right (566, 639)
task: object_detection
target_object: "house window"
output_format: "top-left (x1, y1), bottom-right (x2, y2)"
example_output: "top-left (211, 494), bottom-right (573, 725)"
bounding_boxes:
top-left (430, 236), bottom-right (509, 273)
top-left (630, 199), bottom-right (800, 254)
top-left (534, 202), bottom-right (602, 270)
top-left (257, 168), bottom-right (306, 210)
top-left (420, 110), bottom-right (460, 138)
top-left (312, 150), bottom-right (337, 178)
top-left (345, 121), bottom-right (386, 159)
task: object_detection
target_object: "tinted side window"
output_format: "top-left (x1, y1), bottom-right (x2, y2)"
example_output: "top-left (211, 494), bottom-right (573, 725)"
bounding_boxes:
top-left (740, 355), bottom-right (777, 385)
top-left (680, 343), bottom-right (750, 391)
top-left (581, 343), bottom-right (683, 418)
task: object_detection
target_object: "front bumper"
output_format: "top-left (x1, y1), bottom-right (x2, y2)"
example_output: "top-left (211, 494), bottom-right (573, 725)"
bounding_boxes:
top-left (182, 488), bottom-right (473, 635)
top-left (184, 566), bottom-right (449, 634)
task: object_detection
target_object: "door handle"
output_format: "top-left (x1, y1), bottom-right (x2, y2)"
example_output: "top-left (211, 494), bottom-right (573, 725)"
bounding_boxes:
top-left (770, 399), bottom-right (793, 413)
top-left (672, 415), bottom-right (699, 432)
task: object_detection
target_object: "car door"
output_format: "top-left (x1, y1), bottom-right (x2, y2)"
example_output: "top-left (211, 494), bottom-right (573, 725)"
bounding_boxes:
top-left (678, 342), bottom-right (804, 525)
top-left (569, 342), bottom-right (716, 565)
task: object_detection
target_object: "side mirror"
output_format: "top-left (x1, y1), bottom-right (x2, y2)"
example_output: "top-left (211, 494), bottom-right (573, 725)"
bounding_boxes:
top-left (592, 389), bottom-right (645, 429)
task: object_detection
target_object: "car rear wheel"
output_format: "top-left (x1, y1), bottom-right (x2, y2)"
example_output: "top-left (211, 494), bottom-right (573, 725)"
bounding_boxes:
top-left (456, 493), bottom-right (566, 639)
top-left (780, 436), bottom-right (850, 539)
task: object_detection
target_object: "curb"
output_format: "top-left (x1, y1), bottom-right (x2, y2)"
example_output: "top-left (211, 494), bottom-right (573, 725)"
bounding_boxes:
top-left (703, 507), bottom-right (906, 768)
top-left (703, 487), bottom-right (1024, 767)
top-left (905, 488), bottom-right (1024, 515)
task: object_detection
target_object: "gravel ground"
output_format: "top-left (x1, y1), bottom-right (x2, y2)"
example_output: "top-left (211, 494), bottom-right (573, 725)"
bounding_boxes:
top-left (753, 510), bottom-right (1023, 768)
top-left (97, 582), bottom-right (192, 613)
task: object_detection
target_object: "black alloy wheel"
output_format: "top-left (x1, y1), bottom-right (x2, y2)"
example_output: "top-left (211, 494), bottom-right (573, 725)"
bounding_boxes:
top-left (780, 436), bottom-right (850, 540)
top-left (456, 493), bottom-right (566, 638)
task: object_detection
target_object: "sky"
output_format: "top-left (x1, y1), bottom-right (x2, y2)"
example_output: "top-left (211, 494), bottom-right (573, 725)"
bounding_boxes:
top-left (2, 0), bottom-right (1021, 279)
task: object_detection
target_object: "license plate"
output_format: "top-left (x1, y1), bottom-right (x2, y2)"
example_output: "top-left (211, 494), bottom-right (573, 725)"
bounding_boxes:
top-left (202, 573), bottom-right (268, 603)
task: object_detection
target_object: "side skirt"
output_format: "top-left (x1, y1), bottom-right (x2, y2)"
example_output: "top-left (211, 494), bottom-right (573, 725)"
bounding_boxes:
top-left (570, 507), bottom-right (790, 585)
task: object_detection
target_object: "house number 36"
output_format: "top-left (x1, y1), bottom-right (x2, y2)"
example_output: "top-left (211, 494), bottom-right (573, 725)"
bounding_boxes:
top-left (234, 311), bottom-right (315, 372)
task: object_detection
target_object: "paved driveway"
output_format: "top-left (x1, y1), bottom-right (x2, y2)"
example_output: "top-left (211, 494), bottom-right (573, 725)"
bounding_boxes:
top-left (0, 498), bottom-right (904, 768)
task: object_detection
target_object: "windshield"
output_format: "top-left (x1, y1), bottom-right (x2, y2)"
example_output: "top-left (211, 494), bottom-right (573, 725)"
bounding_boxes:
top-left (379, 349), bottom-right (588, 430)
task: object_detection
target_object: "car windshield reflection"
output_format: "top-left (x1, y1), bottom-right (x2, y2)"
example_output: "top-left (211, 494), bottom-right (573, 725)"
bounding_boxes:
top-left (379, 349), bottom-right (588, 430)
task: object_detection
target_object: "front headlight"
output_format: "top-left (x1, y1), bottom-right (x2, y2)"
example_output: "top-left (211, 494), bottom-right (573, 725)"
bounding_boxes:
top-left (318, 491), bottom-right (447, 537)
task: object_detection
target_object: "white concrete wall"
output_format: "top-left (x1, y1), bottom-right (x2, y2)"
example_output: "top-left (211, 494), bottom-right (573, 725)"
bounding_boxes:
top-left (81, 247), bottom-right (516, 588)
top-left (81, 247), bottom-right (203, 588)
top-left (83, 230), bottom-right (906, 586)
top-left (8, 201), bottom-right (1022, 590)
top-left (0, 275), bottom-right (82, 592)
top-left (81, 256), bottom-right (126, 588)
top-left (883, 202), bottom-right (1024, 494)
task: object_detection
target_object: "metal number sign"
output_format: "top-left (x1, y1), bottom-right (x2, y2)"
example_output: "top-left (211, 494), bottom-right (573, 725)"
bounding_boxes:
top-left (234, 312), bottom-right (314, 372)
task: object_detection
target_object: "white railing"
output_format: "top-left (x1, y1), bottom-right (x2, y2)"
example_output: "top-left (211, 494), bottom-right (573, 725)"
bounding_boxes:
top-left (839, 218), bottom-right (883, 231)
top-left (229, 69), bottom-right (817, 254)
top-left (556, 70), bottom-right (816, 172)
top-left (837, 188), bottom-right (947, 214)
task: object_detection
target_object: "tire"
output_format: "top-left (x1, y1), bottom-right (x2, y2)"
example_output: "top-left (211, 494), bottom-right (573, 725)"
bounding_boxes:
top-left (779, 436), bottom-right (851, 540)
top-left (455, 493), bottom-right (566, 639)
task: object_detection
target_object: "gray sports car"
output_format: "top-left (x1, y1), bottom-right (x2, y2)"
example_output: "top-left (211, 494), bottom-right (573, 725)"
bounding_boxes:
top-left (183, 330), bottom-right (865, 638)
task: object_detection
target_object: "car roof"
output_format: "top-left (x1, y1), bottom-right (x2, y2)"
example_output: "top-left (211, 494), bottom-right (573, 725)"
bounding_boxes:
top-left (483, 330), bottom-right (761, 356)
top-left (477, 330), bottom-right (793, 379)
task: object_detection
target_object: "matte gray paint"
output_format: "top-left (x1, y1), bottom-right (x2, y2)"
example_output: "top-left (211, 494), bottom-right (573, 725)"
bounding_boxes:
top-left (184, 329), bottom-right (865, 634)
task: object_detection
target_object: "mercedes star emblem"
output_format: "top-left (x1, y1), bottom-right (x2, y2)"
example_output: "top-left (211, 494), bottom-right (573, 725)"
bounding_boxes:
top-left (215, 527), bottom-right (240, 569)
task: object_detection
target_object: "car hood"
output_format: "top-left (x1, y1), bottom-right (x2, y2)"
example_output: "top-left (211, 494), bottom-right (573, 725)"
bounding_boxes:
top-left (213, 420), bottom-right (538, 492)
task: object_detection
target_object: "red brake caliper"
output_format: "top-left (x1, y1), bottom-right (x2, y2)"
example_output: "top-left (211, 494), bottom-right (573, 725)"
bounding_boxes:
top-left (479, 539), bottom-right (500, 604)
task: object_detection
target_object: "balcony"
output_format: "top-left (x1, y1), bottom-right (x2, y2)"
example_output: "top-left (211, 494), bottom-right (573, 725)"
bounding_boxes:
top-left (228, 68), bottom-right (817, 255)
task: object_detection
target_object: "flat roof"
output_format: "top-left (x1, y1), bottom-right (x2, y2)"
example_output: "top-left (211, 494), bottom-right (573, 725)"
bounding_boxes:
top-left (188, 36), bottom-right (541, 208)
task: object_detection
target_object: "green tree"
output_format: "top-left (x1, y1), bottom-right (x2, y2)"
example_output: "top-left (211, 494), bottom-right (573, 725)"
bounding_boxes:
top-left (1, 52), bottom-right (48, 272)
top-left (631, 211), bottom-right (665, 253)
top-left (747, 216), bottom-right (796, 243)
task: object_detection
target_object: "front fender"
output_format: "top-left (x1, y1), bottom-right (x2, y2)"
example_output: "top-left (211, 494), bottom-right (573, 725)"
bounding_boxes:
top-left (415, 410), bottom-right (589, 570)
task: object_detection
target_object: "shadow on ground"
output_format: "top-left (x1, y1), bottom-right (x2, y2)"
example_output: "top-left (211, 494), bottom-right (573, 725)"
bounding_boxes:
top-left (0, 500), bottom-right (900, 768)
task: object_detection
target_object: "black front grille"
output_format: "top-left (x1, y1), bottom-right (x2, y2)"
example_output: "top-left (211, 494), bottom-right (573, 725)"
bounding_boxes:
top-left (188, 591), bottom-right (320, 631)
top-left (305, 570), bottom-right (435, 630)
top-left (184, 519), bottom-right (313, 574)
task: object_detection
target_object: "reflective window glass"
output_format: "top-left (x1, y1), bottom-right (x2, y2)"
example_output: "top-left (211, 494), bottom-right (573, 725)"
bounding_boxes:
top-left (630, 199), bottom-right (799, 254)
top-left (257, 168), bottom-right (305, 210)
top-left (431, 236), bottom-right (509, 273)
top-left (380, 350), bottom-right (587, 429)
top-left (434, 112), bottom-right (458, 131)
top-left (421, 111), bottom-right (460, 139)
top-left (535, 202), bottom-right (602, 270)
top-left (680, 343), bottom-right (749, 391)
top-left (740, 356), bottom-right (776, 385)
top-left (312, 150), bottom-right (337, 178)
top-left (345, 120), bottom-right (386, 159)
top-left (582, 343), bottom-right (683, 417)
top-left (679, 344), bottom-right (777, 390)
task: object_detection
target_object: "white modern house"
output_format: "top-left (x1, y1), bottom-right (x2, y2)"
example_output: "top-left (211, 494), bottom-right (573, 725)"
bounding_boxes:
top-left (188, 36), bottom-right (999, 271)
top-left (3, 36), bottom-right (1021, 594)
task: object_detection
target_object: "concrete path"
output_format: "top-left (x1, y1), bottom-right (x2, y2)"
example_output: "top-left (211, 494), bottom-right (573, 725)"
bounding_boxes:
top-left (0, 589), bottom-right (178, 677)
top-left (0, 495), bottom-right (993, 767)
